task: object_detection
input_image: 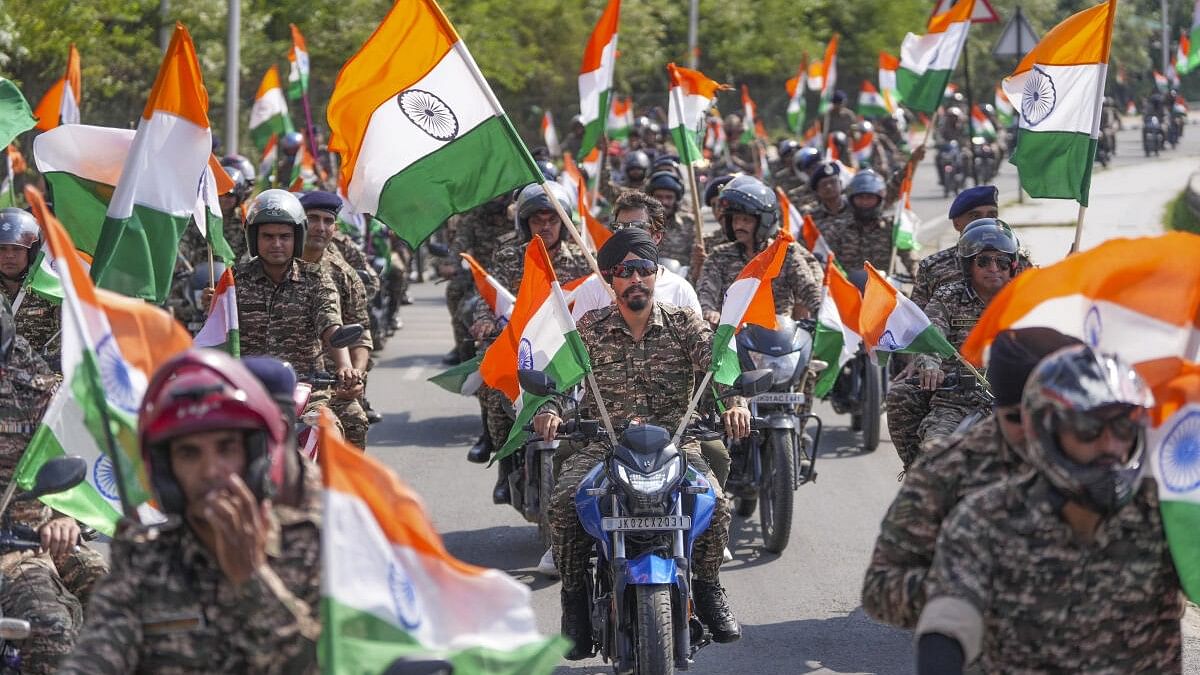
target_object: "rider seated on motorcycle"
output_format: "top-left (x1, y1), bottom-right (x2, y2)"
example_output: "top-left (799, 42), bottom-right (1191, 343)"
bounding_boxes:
top-left (914, 221), bottom-right (1018, 447)
top-left (533, 228), bottom-right (751, 659)
top-left (813, 169), bottom-right (916, 277)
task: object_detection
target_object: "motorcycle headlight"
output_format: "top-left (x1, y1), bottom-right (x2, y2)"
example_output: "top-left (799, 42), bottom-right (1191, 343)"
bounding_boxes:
top-left (748, 350), bottom-right (801, 386)
top-left (615, 459), bottom-right (681, 495)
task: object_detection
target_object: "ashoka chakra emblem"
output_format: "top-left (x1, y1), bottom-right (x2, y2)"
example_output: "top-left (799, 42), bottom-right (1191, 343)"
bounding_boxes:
top-left (93, 455), bottom-right (118, 501)
top-left (96, 333), bottom-right (139, 414)
top-left (1020, 66), bottom-right (1056, 127)
top-left (398, 89), bottom-right (459, 141)
top-left (1159, 410), bottom-right (1200, 494)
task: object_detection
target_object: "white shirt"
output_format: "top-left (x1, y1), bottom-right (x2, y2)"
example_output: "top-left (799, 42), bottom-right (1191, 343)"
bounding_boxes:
top-left (569, 265), bottom-right (702, 320)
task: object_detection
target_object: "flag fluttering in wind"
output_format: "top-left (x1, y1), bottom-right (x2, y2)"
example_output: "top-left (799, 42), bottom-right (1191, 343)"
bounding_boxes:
top-left (463, 253), bottom-right (515, 322)
top-left (961, 233), bottom-right (1200, 388)
top-left (740, 84), bottom-right (762, 143)
top-left (1002, 0), bottom-right (1116, 206)
top-left (1154, 70), bottom-right (1170, 92)
top-left (540, 110), bottom-right (561, 157)
top-left (777, 187), bottom-right (803, 241)
top-left (287, 23), bottom-right (310, 100)
top-left (897, 0), bottom-right (976, 114)
top-left (711, 230), bottom-right (793, 385)
top-left (317, 409), bottom-right (567, 673)
top-left (1146, 363), bottom-right (1200, 603)
top-left (19, 186), bottom-right (191, 532)
top-left (561, 152), bottom-right (611, 250)
top-left (90, 23), bottom-right (211, 303)
top-left (480, 236), bottom-right (592, 461)
top-left (327, 0), bottom-right (543, 249)
top-left (0, 78), bottom-right (35, 150)
top-left (33, 44), bottom-right (81, 132)
top-left (193, 267), bottom-right (239, 356)
top-left (812, 258), bottom-right (864, 397)
top-left (860, 262), bottom-right (957, 360)
top-left (851, 127), bottom-right (875, 165)
top-left (249, 66), bottom-right (293, 152)
top-left (801, 212), bottom-right (834, 262)
top-left (879, 51), bottom-right (902, 113)
top-left (786, 55), bottom-right (809, 134)
top-left (33, 125), bottom-right (131, 255)
top-left (857, 80), bottom-right (888, 119)
top-left (1187, 3), bottom-right (1200, 73)
top-left (893, 162), bottom-right (920, 252)
top-left (1176, 32), bottom-right (1192, 76)
top-left (668, 63), bottom-right (724, 165)
top-left (994, 84), bottom-right (1014, 127)
top-left (817, 34), bottom-right (840, 114)
top-left (608, 96), bottom-right (633, 142)
top-left (578, 0), bottom-right (621, 157)
top-left (970, 103), bottom-right (996, 141)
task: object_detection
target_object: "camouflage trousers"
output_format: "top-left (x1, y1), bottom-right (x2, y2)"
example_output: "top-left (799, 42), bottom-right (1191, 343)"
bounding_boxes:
top-left (550, 440), bottom-right (731, 592)
top-left (480, 385), bottom-right (515, 453)
top-left (445, 275), bottom-right (473, 359)
top-left (0, 551), bottom-right (81, 675)
top-left (53, 544), bottom-right (108, 609)
top-left (329, 395), bottom-right (369, 449)
top-left (885, 382), bottom-right (933, 469)
top-left (918, 399), bottom-right (974, 445)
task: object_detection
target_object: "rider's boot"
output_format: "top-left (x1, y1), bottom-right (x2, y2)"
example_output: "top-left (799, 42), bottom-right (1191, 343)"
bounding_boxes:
top-left (693, 578), bottom-right (741, 643)
top-left (467, 408), bottom-right (492, 463)
top-left (561, 587), bottom-right (595, 660)
top-left (492, 455), bottom-right (513, 504)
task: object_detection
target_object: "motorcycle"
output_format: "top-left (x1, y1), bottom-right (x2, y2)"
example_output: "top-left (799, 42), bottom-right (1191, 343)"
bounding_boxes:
top-left (724, 317), bottom-right (824, 554)
top-left (906, 369), bottom-right (995, 443)
top-left (1167, 108), bottom-right (1185, 149)
top-left (823, 271), bottom-right (888, 453)
top-left (936, 142), bottom-right (966, 197)
top-left (1095, 130), bottom-right (1113, 167)
top-left (1143, 115), bottom-right (1164, 157)
top-left (368, 256), bottom-right (394, 351)
top-left (510, 424), bottom-right (559, 550)
top-left (0, 456), bottom-right (89, 673)
top-left (969, 137), bottom-right (997, 185)
top-left (292, 324), bottom-right (366, 459)
top-left (517, 368), bottom-right (772, 674)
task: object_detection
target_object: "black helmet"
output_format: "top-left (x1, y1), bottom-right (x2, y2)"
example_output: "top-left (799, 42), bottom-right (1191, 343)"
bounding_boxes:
top-left (280, 131), bottom-right (304, 157)
top-left (777, 139), bottom-right (801, 160)
top-left (1022, 345), bottom-right (1154, 515)
top-left (645, 170), bottom-right (684, 200)
top-left (793, 147), bottom-right (822, 176)
top-left (245, 189), bottom-right (307, 258)
top-left (515, 182), bottom-right (572, 241)
top-left (536, 159), bottom-right (559, 182)
top-left (957, 218), bottom-right (1019, 277)
top-left (221, 154), bottom-right (256, 184)
top-left (651, 155), bottom-right (682, 178)
top-left (0, 208), bottom-right (41, 272)
top-left (222, 166), bottom-right (252, 205)
top-left (624, 150), bottom-right (651, 176)
top-left (703, 174), bottom-right (737, 208)
top-left (718, 175), bottom-right (778, 243)
top-left (845, 170), bottom-right (886, 220)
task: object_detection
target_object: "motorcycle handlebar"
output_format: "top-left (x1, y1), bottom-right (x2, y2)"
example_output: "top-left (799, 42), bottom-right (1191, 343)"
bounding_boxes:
top-left (305, 373), bottom-right (339, 388)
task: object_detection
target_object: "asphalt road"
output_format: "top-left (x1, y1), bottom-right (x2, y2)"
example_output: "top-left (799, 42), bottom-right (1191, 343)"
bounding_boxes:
top-left (366, 120), bottom-right (1200, 675)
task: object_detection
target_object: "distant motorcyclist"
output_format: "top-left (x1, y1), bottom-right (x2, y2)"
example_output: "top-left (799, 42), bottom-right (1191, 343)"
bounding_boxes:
top-left (0, 208), bottom-right (61, 372)
top-left (814, 169), bottom-right (916, 276)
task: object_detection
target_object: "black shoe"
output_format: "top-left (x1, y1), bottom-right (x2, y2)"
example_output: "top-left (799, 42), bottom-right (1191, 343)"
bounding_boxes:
top-left (466, 433), bottom-right (492, 464)
top-left (442, 349), bottom-right (463, 366)
top-left (399, 293), bottom-right (414, 306)
top-left (492, 456), bottom-right (513, 504)
top-left (561, 588), bottom-right (595, 660)
top-left (693, 578), bottom-right (741, 644)
top-left (366, 408), bottom-right (383, 425)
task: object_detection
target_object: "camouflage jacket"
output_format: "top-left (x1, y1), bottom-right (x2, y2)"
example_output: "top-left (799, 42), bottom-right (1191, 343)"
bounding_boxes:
top-left (917, 476), bottom-right (1183, 672)
top-left (862, 416), bottom-right (1030, 628)
top-left (3, 284), bottom-right (61, 373)
top-left (657, 211), bottom-right (698, 264)
top-left (785, 183), bottom-right (818, 213)
top-left (911, 244), bottom-right (1034, 310)
top-left (696, 239), bottom-right (822, 317)
top-left (0, 336), bottom-right (57, 528)
top-left (446, 204), bottom-right (520, 270)
top-left (476, 239), bottom-right (593, 330)
top-left (60, 462), bottom-right (323, 675)
top-left (313, 250), bottom-right (372, 367)
top-left (811, 203), bottom-right (916, 276)
top-left (233, 258), bottom-right (342, 378)
top-left (330, 230), bottom-right (379, 300)
top-left (918, 281), bottom-right (995, 408)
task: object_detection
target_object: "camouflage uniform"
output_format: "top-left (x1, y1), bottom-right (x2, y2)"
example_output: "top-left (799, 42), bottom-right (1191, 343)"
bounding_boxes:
top-left (913, 281), bottom-right (990, 445)
top-left (330, 230), bottom-right (378, 300)
top-left (233, 257), bottom-right (342, 413)
top-left (657, 211), bottom-right (697, 265)
top-left (826, 107), bottom-right (857, 136)
top-left (316, 250), bottom-right (372, 449)
top-left (548, 303), bottom-right (734, 591)
top-left (697, 239), bottom-right (822, 319)
top-left (862, 416), bottom-right (1028, 628)
top-left (917, 476), bottom-right (1183, 672)
top-left (812, 206), bottom-right (916, 276)
top-left (2, 285), bottom-right (61, 373)
top-left (911, 245), bottom-right (1033, 310)
top-left (60, 460), bottom-right (323, 675)
top-left (443, 206), bottom-right (519, 359)
top-left (785, 183), bottom-right (818, 213)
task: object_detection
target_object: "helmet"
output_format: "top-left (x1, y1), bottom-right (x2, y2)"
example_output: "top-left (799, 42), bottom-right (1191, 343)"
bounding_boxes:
top-left (703, 174), bottom-right (737, 207)
top-left (515, 182), bottom-right (572, 241)
top-left (792, 147), bottom-right (822, 176)
top-left (1022, 345), bottom-right (1154, 515)
top-left (718, 175), bottom-right (778, 242)
top-left (956, 218), bottom-right (1019, 277)
top-left (280, 131), bottom-right (304, 157)
top-left (830, 131), bottom-right (849, 158)
top-left (651, 155), bottom-right (682, 178)
top-left (946, 106), bottom-right (964, 120)
top-left (535, 159), bottom-right (559, 182)
top-left (777, 139), bottom-right (801, 160)
top-left (220, 154), bottom-right (256, 184)
top-left (624, 150), bottom-right (651, 176)
top-left (858, 120), bottom-right (875, 135)
top-left (645, 171), bottom-right (684, 200)
top-left (245, 189), bottom-right (307, 258)
top-left (981, 103), bottom-right (996, 117)
top-left (0, 208), bottom-right (41, 269)
top-left (222, 166), bottom-right (252, 206)
top-left (949, 91), bottom-right (966, 105)
top-left (846, 170), bottom-right (887, 220)
top-left (138, 349), bottom-right (290, 514)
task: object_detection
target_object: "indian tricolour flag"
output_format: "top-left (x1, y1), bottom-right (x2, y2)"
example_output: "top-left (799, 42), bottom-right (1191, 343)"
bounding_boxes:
top-left (287, 23), bottom-right (310, 100)
top-left (777, 187), bottom-right (803, 241)
top-left (608, 96), bottom-right (633, 142)
top-left (33, 44), bottom-right (81, 132)
top-left (90, 23), bottom-right (211, 303)
top-left (562, 152), bottom-right (611, 250)
top-left (740, 84), bottom-right (761, 144)
top-left (892, 161), bottom-right (920, 252)
top-left (577, 0), bottom-right (621, 157)
top-left (1147, 363), bottom-right (1200, 603)
top-left (802, 212), bottom-right (835, 263)
top-left (480, 236), bottom-right (592, 461)
top-left (668, 63), bottom-right (724, 166)
top-left (327, 0), bottom-right (543, 250)
top-left (1187, 3), bottom-right (1200, 73)
top-left (812, 258), bottom-right (863, 397)
top-left (879, 51), bottom-right (901, 113)
top-left (970, 103), bottom-right (996, 140)
top-left (317, 409), bottom-right (567, 673)
top-left (817, 34), bottom-right (840, 115)
top-left (961, 233), bottom-right (1200, 389)
top-left (858, 80), bottom-right (888, 119)
top-left (897, 0), bottom-right (976, 114)
top-left (249, 65), bottom-right (293, 152)
top-left (1176, 32), bottom-right (1191, 76)
top-left (1154, 70), bottom-right (1170, 92)
top-left (540, 110), bottom-right (561, 157)
top-left (193, 267), bottom-right (239, 356)
top-left (429, 253), bottom-right (514, 397)
top-left (0, 77), bottom-right (35, 150)
top-left (19, 186), bottom-right (191, 533)
top-left (711, 231), bottom-right (792, 385)
top-left (860, 262), bottom-right (956, 361)
top-left (33, 124), bottom-right (132, 255)
top-left (995, 84), bottom-right (1015, 127)
top-left (1003, 0), bottom-right (1115, 206)
top-left (786, 55), bottom-right (809, 134)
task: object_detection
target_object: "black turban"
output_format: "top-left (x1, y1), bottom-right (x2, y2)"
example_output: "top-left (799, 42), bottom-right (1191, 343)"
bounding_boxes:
top-left (987, 327), bottom-right (1084, 406)
top-left (597, 227), bottom-right (658, 270)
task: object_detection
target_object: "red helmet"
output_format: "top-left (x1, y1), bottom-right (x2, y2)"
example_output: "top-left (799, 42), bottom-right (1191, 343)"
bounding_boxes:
top-left (138, 349), bottom-right (288, 514)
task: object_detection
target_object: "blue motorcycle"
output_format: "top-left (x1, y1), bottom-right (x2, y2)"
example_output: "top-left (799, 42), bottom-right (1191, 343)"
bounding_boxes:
top-left (518, 369), bottom-right (771, 674)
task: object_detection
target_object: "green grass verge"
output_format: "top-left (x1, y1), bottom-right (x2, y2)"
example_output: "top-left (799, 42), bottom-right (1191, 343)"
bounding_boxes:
top-left (1166, 191), bottom-right (1200, 234)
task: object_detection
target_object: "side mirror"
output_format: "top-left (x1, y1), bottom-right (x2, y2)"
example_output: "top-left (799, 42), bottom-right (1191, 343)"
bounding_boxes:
top-left (733, 369), bottom-right (774, 398)
top-left (383, 659), bottom-right (453, 675)
top-left (426, 242), bottom-right (451, 258)
top-left (517, 369), bottom-right (558, 398)
top-left (329, 324), bottom-right (365, 349)
top-left (18, 456), bottom-right (87, 502)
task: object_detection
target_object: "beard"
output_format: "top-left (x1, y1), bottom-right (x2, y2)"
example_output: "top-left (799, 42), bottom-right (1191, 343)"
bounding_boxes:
top-left (622, 283), bottom-right (651, 311)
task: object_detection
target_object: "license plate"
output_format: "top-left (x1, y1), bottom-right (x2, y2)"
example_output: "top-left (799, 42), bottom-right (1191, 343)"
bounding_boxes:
top-left (601, 515), bottom-right (691, 532)
top-left (752, 392), bottom-right (806, 404)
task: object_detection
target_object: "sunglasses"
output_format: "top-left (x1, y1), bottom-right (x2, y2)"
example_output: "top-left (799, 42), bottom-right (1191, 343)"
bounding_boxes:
top-left (607, 259), bottom-right (657, 279)
top-left (974, 254), bottom-right (1014, 270)
top-left (612, 219), bottom-right (652, 231)
top-left (1056, 410), bottom-right (1142, 442)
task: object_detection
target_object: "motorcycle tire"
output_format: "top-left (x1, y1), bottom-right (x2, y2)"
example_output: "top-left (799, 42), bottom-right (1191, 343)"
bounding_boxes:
top-left (537, 452), bottom-right (555, 550)
top-left (633, 584), bottom-right (675, 675)
top-left (759, 430), bottom-right (796, 554)
top-left (734, 496), bottom-right (758, 518)
top-left (861, 361), bottom-right (883, 454)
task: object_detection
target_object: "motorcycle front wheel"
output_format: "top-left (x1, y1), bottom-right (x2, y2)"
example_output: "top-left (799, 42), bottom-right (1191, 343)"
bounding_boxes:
top-left (633, 584), bottom-right (674, 675)
top-left (759, 430), bottom-right (796, 554)
top-left (861, 361), bottom-right (883, 453)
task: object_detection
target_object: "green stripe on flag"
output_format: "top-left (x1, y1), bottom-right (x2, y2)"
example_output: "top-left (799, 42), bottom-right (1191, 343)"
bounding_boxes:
top-left (671, 125), bottom-right (703, 166)
top-left (428, 354), bottom-right (483, 396)
top-left (72, 349), bottom-right (153, 508)
top-left (1008, 131), bottom-right (1097, 206)
top-left (811, 323), bottom-right (844, 398)
top-left (494, 330), bottom-right (591, 463)
top-left (43, 172), bottom-right (113, 255)
top-left (92, 206), bottom-right (191, 302)
top-left (1161, 500), bottom-right (1200, 601)
top-left (899, 324), bottom-right (958, 359)
top-left (0, 78), bottom-right (35, 148)
top-left (578, 90), bottom-right (611, 158)
top-left (896, 68), bottom-right (952, 115)
top-left (319, 598), bottom-right (568, 675)
top-left (711, 323), bottom-right (740, 386)
top-left (206, 211), bottom-right (237, 265)
top-left (14, 425), bottom-right (121, 536)
top-left (251, 114), bottom-right (294, 153)
top-left (375, 116), bottom-right (542, 250)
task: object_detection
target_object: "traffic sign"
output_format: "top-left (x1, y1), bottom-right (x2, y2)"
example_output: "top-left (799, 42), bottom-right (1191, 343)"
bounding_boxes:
top-left (992, 7), bottom-right (1039, 58)
top-left (930, 0), bottom-right (1000, 24)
